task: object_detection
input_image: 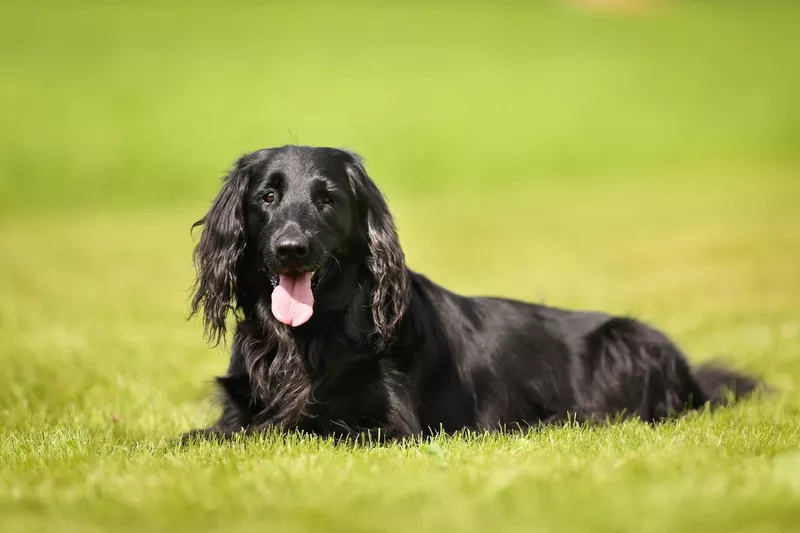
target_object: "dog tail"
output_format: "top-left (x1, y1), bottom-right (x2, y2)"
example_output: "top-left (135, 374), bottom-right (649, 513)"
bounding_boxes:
top-left (693, 361), bottom-right (764, 405)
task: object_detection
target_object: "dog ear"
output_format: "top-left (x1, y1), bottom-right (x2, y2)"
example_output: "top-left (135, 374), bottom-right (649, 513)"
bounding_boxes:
top-left (342, 151), bottom-right (411, 349)
top-left (190, 150), bottom-right (268, 344)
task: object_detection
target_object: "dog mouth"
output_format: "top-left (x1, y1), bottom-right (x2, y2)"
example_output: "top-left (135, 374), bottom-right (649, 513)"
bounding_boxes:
top-left (268, 265), bottom-right (327, 327)
top-left (269, 269), bottom-right (322, 291)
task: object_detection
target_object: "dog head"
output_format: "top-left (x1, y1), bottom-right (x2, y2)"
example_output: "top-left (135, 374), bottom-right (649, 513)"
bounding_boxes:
top-left (191, 145), bottom-right (410, 348)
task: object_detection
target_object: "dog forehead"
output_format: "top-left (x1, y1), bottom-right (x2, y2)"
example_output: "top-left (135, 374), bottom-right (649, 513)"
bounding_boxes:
top-left (265, 146), bottom-right (346, 185)
top-left (264, 147), bottom-right (315, 178)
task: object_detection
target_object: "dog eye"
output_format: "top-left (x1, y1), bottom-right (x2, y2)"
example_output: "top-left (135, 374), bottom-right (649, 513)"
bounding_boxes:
top-left (264, 191), bottom-right (276, 204)
top-left (318, 191), bottom-right (335, 205)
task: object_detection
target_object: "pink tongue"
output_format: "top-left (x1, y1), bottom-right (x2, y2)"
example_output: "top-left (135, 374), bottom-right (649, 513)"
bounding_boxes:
top-left (271, 272), bottom-right (315, 327)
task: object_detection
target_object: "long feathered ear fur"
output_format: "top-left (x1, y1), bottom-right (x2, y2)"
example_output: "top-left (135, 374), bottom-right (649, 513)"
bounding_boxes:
top-left (190, 150), bottom-right (268, 345)
top-left (342, 151), bottom-right (411, 349)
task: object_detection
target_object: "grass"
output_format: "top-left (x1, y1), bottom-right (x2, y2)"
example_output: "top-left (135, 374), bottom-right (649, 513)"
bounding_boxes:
top-left (1, 1), bottom-right (800, 532)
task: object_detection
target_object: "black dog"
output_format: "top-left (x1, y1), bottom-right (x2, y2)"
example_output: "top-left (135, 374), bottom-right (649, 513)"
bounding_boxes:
top-left (185, 145), bottom-right (760, 441)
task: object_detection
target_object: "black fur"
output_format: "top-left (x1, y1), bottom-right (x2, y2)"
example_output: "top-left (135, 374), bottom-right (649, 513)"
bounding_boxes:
top-left (184, 145), bottom-right (761, 442)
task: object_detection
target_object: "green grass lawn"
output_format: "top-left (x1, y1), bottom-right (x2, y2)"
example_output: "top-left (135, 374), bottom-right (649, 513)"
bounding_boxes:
top-left (1, 1), bottom-right (799, 532)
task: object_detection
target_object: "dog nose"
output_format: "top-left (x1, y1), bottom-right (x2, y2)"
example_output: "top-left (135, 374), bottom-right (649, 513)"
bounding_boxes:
top-left (275, 238), bottom-right (309, 261)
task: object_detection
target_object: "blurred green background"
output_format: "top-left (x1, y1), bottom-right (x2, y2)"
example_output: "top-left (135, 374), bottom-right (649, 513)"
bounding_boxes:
top-left (1, 1), bottom-right (799, 532)
top-left (2, 0), bottom-right (798, 212)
